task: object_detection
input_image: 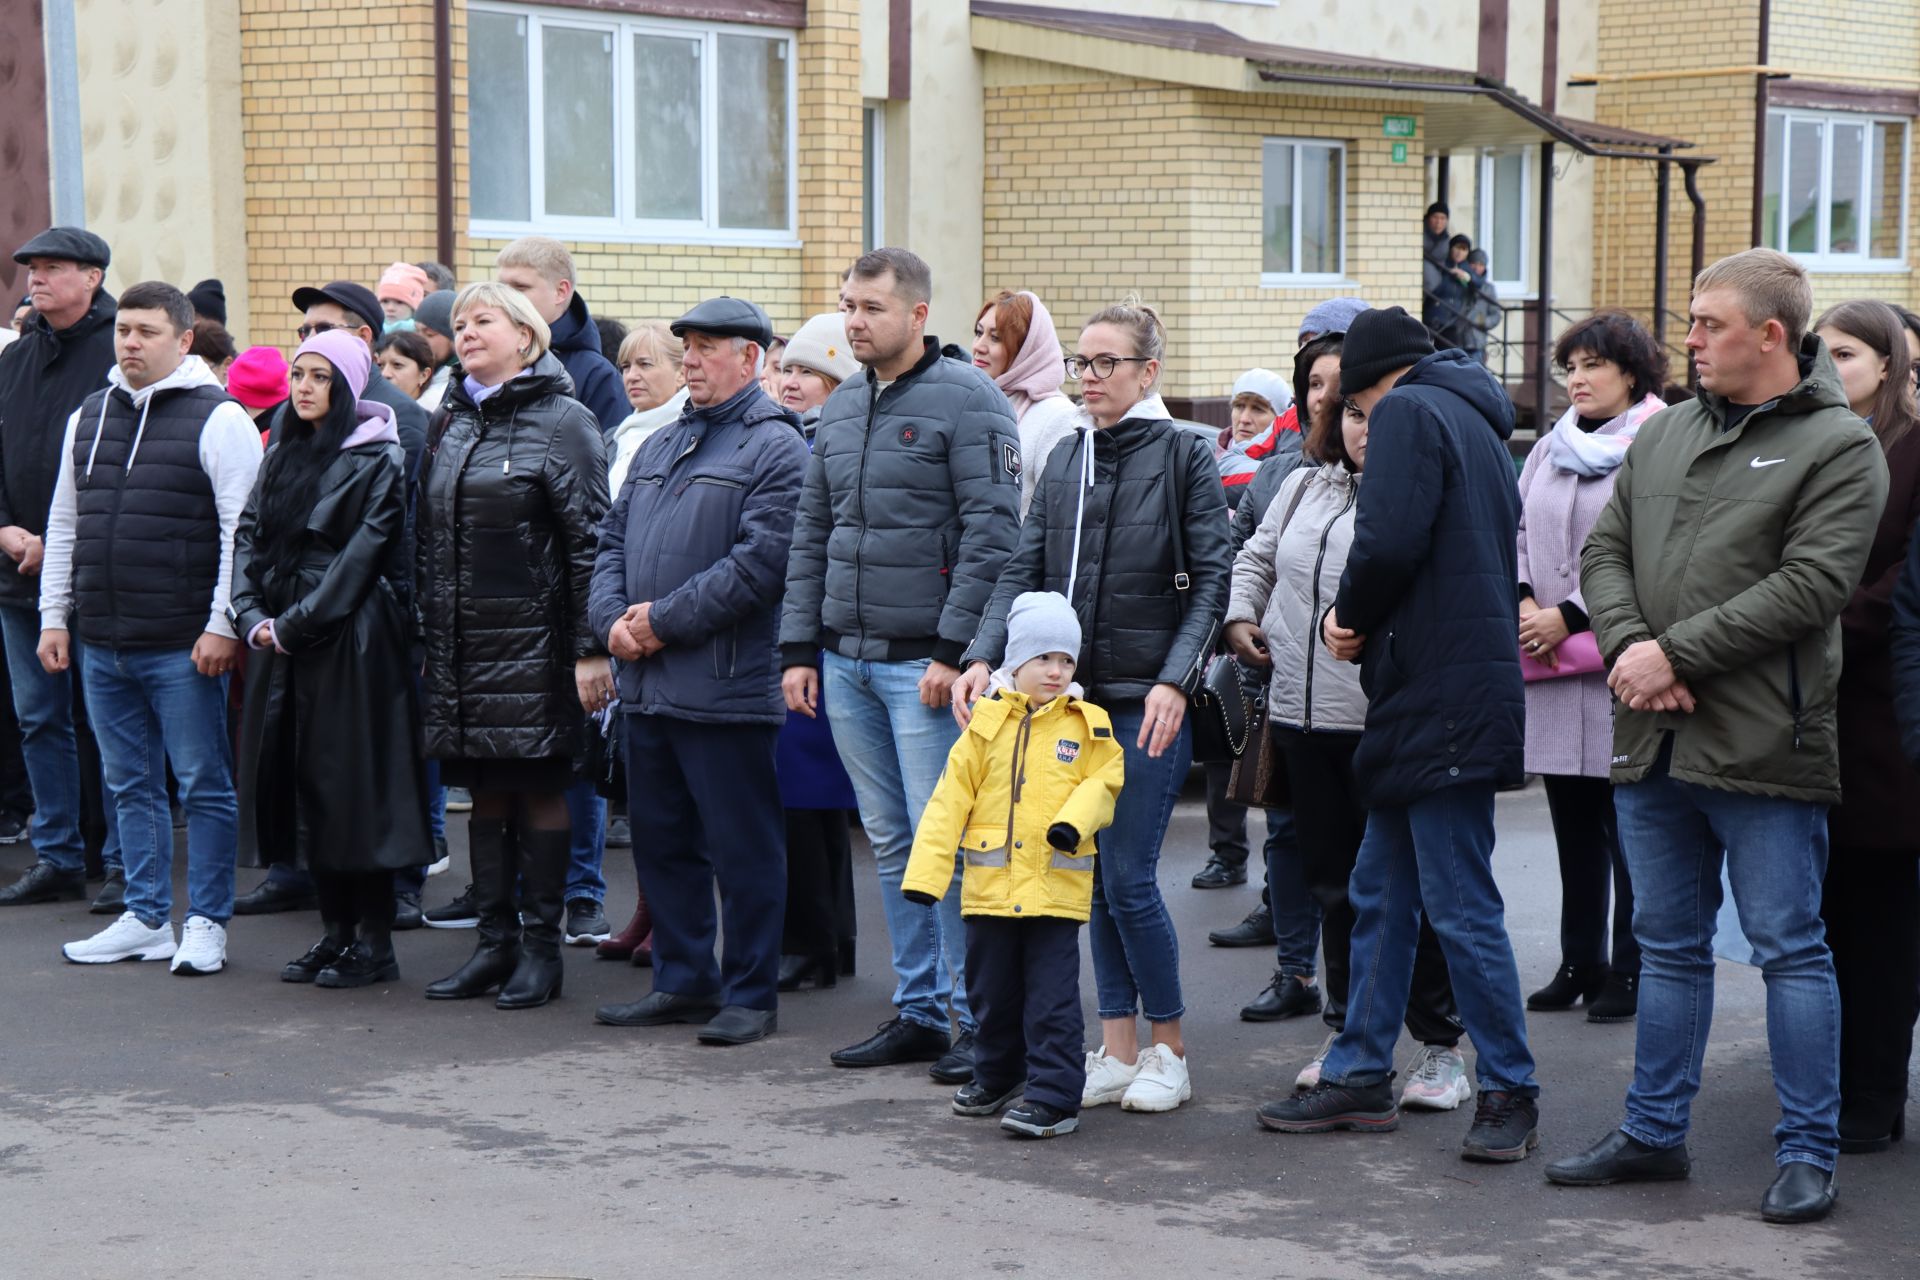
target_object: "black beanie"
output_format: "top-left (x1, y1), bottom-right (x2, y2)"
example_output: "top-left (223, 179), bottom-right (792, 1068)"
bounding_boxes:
top-left (188, 278), bottom-right (227, 326)
top-left (1426, 201), bottom-right (1449, 219)
top-left (1340, 307), bottom-right (1435, 396)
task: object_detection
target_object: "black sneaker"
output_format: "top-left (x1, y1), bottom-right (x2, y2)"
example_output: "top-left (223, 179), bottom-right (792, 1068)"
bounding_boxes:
top-left (830, 1017), bottom-right (950, 1068)
top-left (1191, 856), bottom-right (1247, 889)
top-left (1460, 1090), bottom-right (1540, 1163)
top-left (444, 787), bottom-right (473, 813)
top-left (424, 884), bottom-right (480, 929)
top-left (393, 892), bottom-right (425, 931)
top-left (952, 1079), bottom-right (1022, 1117)
top-left (1001, 1100), bottom-right (1078, 1138)
top-left (928, 1029), bottom-right (976, 1084)
top-left (1240, 970), bottom-right (1324, 1022)
top-left (1208, 903), bottom-right (1275, 948)
top-left (1255, 1078), bottom-right (1399, 1134)
top-left (564, 898), bottom-right (611, 946)
top-left (89, 869), bottom-right (127, 915)
top-left (0, 811), bottom-right (28, 844)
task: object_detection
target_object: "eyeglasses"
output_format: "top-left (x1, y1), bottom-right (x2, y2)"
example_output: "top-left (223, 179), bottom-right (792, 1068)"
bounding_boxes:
top-left (1064, 355), bottom-right (1150, 380)
top-left (296, 321), bottom-right (346, 340)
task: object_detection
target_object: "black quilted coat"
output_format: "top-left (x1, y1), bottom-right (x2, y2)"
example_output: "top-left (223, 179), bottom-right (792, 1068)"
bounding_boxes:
top-left (417, 354), bottom-right (608, 761)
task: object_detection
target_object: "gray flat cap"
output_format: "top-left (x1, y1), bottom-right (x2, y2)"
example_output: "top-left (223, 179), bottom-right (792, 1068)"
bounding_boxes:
top-left (13, 226), bottom-right (111, 269)
top-left (671, 296), bottom-right (774, 346)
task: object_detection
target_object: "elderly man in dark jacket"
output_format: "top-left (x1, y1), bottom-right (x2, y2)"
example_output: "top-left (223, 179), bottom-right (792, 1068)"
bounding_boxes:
top-left (0, 227), bottom-right (124, 910)
top-left (1553, 251), bottom-right (1889, 1224)
top-left (591, 296), bottom-right (808, 1047)
top-left (779, 248), bottom-right (1020, 1078)
top-left (1257, 307), bottom-right (1539, 1163)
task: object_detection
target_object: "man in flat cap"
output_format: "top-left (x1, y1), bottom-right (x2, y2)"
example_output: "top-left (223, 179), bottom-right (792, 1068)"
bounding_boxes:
top-left (590, 296), bottom-right (809, 1046)
top-left (0, 227), bottom-right (125, 910)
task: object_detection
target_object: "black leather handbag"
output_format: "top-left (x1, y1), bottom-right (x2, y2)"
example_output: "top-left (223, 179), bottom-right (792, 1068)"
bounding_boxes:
top-left (1162, 435), bottom-right (1247, 764)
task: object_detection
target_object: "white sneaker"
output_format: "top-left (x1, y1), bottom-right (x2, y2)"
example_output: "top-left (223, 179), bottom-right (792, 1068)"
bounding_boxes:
top-left (1295, 1031), bottom-right (1337, 1090)
top-left (1120, 1042), bottom-right (1192, 1113)
top-left (62, 912), bottom-right (176, 965)
top-left (1082, 1047), bottom-right (1141, 1108)
top-left (1400, 1044), bottom-right (1472, 1111)
top-left (170, 916), bottom-right (228, 975)
top-left (426, 854), bottom-right (451, 877)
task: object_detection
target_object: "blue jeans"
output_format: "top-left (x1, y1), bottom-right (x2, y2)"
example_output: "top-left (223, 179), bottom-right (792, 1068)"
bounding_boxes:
top-left (1092, 702), bottom-right (1189, 1022)
top-left (821, 652), bottom-right (970, 1032)
top-left (1322, 784), bottom-right (1536, 1095)
top-left (1264, 807), bottom-right (1322, 977)
top-left (81, 645), bottom-right (237, 927)
top-left (565, 779), bottom-right (606, 904)
top-left (0, 605), bottom-right (119, 874)
top-left (1613, 749), bottom-right (1839, 1169)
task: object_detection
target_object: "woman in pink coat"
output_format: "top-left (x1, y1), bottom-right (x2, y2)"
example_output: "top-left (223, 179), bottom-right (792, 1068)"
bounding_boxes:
top-left (1516, 312), bottom-right (1669, 1023)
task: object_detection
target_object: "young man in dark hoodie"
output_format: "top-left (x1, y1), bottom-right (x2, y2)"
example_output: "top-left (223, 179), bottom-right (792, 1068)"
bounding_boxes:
top-left (0, 227), bottom-right (125, 910)
top-left (1255, 307), bottom-right (1539, 1164)
top-left (493, 236), bottom-right (623, 948)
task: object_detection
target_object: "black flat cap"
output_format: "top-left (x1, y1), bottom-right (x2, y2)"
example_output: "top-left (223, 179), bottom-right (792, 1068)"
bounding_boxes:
top-left (188, 279), bottom-right (227, 325)
top-left (13, 226), bottom-right (111, 269)
top-left (671, 296), bottom-right (773, 346)
top-left (291, 280), bottom-right (383, 334)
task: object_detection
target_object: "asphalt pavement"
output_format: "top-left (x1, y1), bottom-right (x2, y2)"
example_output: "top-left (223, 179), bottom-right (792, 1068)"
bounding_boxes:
top-left (0, 779), bottom-right (1913, 1279)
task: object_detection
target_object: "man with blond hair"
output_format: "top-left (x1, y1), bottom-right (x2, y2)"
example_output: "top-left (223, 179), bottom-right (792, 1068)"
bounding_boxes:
top-left (1552, 249), bottom-right (1889, 1223)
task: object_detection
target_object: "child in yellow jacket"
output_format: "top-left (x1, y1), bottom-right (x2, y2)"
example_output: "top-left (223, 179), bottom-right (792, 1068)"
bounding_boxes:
top-left (903, 592), bottom-right (1124, 1138)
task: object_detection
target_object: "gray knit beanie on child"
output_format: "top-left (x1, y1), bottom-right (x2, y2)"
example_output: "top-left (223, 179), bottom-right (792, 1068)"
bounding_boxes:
top-left (1003, 591), bottom-right (1083, 677)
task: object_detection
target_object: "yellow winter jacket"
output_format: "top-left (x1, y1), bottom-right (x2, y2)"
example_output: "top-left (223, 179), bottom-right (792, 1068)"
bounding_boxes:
top-left (902, 688), bottom-right (1125, 922)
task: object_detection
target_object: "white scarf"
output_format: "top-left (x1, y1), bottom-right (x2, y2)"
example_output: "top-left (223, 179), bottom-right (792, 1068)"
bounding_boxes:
top-left (1544, 393), bottom-right (1667, 478)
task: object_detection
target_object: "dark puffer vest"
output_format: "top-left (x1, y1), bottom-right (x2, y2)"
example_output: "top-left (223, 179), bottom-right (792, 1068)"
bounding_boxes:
top-left (70, 383), bottom-right (226, 648)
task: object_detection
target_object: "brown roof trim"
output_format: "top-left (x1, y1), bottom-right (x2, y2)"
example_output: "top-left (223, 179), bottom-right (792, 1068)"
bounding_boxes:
top-left (1768, 79), bottom-right (1920, 117)
top-left (525, 0), bottom-right (805, 26)
top-left (1558, 117), bottom-right (1695, 151)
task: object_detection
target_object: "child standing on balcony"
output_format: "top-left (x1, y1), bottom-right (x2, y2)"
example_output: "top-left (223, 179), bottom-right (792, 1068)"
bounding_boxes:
top-left (903, 592), bottom-right (1125, 1138)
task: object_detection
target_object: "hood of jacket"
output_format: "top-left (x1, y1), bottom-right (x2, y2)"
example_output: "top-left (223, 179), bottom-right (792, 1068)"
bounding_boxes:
top-left (1694, 336), bottom-right (1851, 423)
top-left (105, 351), bottom-right (225, 403)
top-left (548, 291), bottom-right (600, 359)
top-left (985, 666), bottom-right (1086, 701)
top-left (26, 287), bottom-right (117, 352)
top-left (1393, 348), bottom-right (1516, 441)
top-left (679, 377), bottom-right (802, 435)
top-left (447, 351), bottom-right (577, 414)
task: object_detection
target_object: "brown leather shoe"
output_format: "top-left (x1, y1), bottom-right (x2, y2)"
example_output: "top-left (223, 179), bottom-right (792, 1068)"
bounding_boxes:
top-left (596, 893), bottom-right (652, 961)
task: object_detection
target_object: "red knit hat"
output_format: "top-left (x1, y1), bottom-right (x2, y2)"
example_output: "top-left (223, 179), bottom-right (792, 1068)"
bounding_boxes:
top-left (226, 345), bottom-right (290, 409)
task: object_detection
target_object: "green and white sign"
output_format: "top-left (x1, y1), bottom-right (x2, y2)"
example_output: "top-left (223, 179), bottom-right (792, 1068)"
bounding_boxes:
top-left (1390, 142), bottom-right (1409, 164)
top-left (1382, 115), bottom-right (1416, 138)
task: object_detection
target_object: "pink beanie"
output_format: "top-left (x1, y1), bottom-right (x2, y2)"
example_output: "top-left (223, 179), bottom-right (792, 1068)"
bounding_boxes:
top-left (226, 346), bottom-right (291, 409)
top-left (377, 262), bottom-right (432, 310)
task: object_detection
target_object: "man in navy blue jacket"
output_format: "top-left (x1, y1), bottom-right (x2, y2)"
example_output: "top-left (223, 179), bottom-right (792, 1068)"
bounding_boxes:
top-left (588, 295), bottom-right (808, 1047)
top-left (1255, 307), bottom-right (1539, 1163)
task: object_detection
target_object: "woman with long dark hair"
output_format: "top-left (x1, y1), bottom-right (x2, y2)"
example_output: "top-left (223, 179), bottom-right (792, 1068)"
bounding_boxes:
top-left (1812, 299), bottom-right (1920, 1151)
top-left (953, 299), bottom-right (1228, 1115)
top-left (230, 329), bottom-right (430, 988)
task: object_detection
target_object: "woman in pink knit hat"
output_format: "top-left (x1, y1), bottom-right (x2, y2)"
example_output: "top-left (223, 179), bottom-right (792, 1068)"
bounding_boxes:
top-left (377, 262), bottom-right (433, 323)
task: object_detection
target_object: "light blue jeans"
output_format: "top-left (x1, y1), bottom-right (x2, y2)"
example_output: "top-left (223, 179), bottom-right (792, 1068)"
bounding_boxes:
top-left (0, 605), bottom-right (120, 875)
top-left (1092, 702), bottom-right (1190, 1022)
top-left (821, 652), bottom-right (970, 1032)
top-left (1614, 746), bottom-right (1839, 1169)
top-left (81, 645), bottom-right (237, 928)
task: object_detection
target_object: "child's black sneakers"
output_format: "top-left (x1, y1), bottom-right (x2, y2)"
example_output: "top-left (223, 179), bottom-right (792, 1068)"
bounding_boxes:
top-left (952, 1080), bottom-right (1022, 1117)
top-left (1001, 1100), bottom-right (1079, 1138)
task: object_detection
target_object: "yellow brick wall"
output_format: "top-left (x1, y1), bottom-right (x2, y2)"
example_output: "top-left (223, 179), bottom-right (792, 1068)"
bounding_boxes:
top-left (1772, 0), bottom-right (1920, 79)
top-left (982, 80), bottom-right (1426, 402)
top-left (240, 0), bottom-right (452, 350)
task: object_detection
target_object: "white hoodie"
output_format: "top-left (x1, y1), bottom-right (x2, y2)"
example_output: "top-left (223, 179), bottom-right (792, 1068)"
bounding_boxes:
top-left (40, 354), bottom-right (265, 638)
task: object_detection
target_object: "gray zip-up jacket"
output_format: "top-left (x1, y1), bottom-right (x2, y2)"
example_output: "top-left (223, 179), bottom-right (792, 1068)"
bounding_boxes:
top-left (780, 338), bottom-right (1021, 669)
top-left (1227, 462), bottom-right (1366, 734)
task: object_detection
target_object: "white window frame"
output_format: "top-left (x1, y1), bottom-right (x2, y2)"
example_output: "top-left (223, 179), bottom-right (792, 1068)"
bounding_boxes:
top-left (1476, 147), bottom-right (1532, 298)
top-left (1764, 108), bottom-right (1910, 272)
top-left (862, 101), bottom-right (885, 253)
top-left (468, 1), bottom-right (800, 247)
top-left (1259, 137), bottom-right (1347, 287)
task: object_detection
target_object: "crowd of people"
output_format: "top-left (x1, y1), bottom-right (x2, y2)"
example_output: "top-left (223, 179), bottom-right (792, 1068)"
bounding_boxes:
top-left (2, 223), bottom-right (1917, 1222)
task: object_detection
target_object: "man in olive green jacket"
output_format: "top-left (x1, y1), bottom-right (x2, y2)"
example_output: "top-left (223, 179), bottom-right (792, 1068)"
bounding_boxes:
top-left (1548, 250), bottom-right (1888, 1225)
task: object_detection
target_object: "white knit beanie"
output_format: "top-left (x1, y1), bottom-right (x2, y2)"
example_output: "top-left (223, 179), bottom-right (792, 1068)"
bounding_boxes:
top-left (1004, 591), bottom-right (1083, 677)
top-left (781, 312), bottom-right (860, 384)
top-left (1231, 367), bottom-right (1293, 413)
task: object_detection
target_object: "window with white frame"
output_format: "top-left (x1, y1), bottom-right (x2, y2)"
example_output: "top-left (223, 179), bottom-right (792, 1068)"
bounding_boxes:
top-left (1261, 139), bottom-right (1345, 282)
top-left (1762, 110), bottom-right (1909, 267)
top-left (862, 103), bottom-right (884, 253)
top-left (467, 4), bottom-right (797, 243)
top-left (1475, 148), bottom-right (1531, 295)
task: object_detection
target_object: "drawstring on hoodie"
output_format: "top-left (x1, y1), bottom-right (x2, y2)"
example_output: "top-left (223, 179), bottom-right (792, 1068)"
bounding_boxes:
top-left (1064, 421), bottom-right (1097, 604)
top-left (85, 391), bottom-right (155, 479)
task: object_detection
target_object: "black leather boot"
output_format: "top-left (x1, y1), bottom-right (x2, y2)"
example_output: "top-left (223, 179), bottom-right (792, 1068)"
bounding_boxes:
top-left (1527, 963), bottom-right (1608, 1011)
top-left (497, 827), bottom-right (566, 1010)
top-left (425, 820), bottom-right (521, 1000)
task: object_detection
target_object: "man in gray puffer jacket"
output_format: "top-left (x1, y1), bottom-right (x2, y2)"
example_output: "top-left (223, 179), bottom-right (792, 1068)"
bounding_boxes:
top-left (780, 248), bottom-right (1020, 1077)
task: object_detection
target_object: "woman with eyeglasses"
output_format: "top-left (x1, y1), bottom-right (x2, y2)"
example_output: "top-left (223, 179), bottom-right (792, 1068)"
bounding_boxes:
top-left (1812, 300), bottom-right (1920, 1153)
top-left (952, 299), bottom-right (1229, 1119)
top-left (415, 281), bottom-right (610, 1010)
